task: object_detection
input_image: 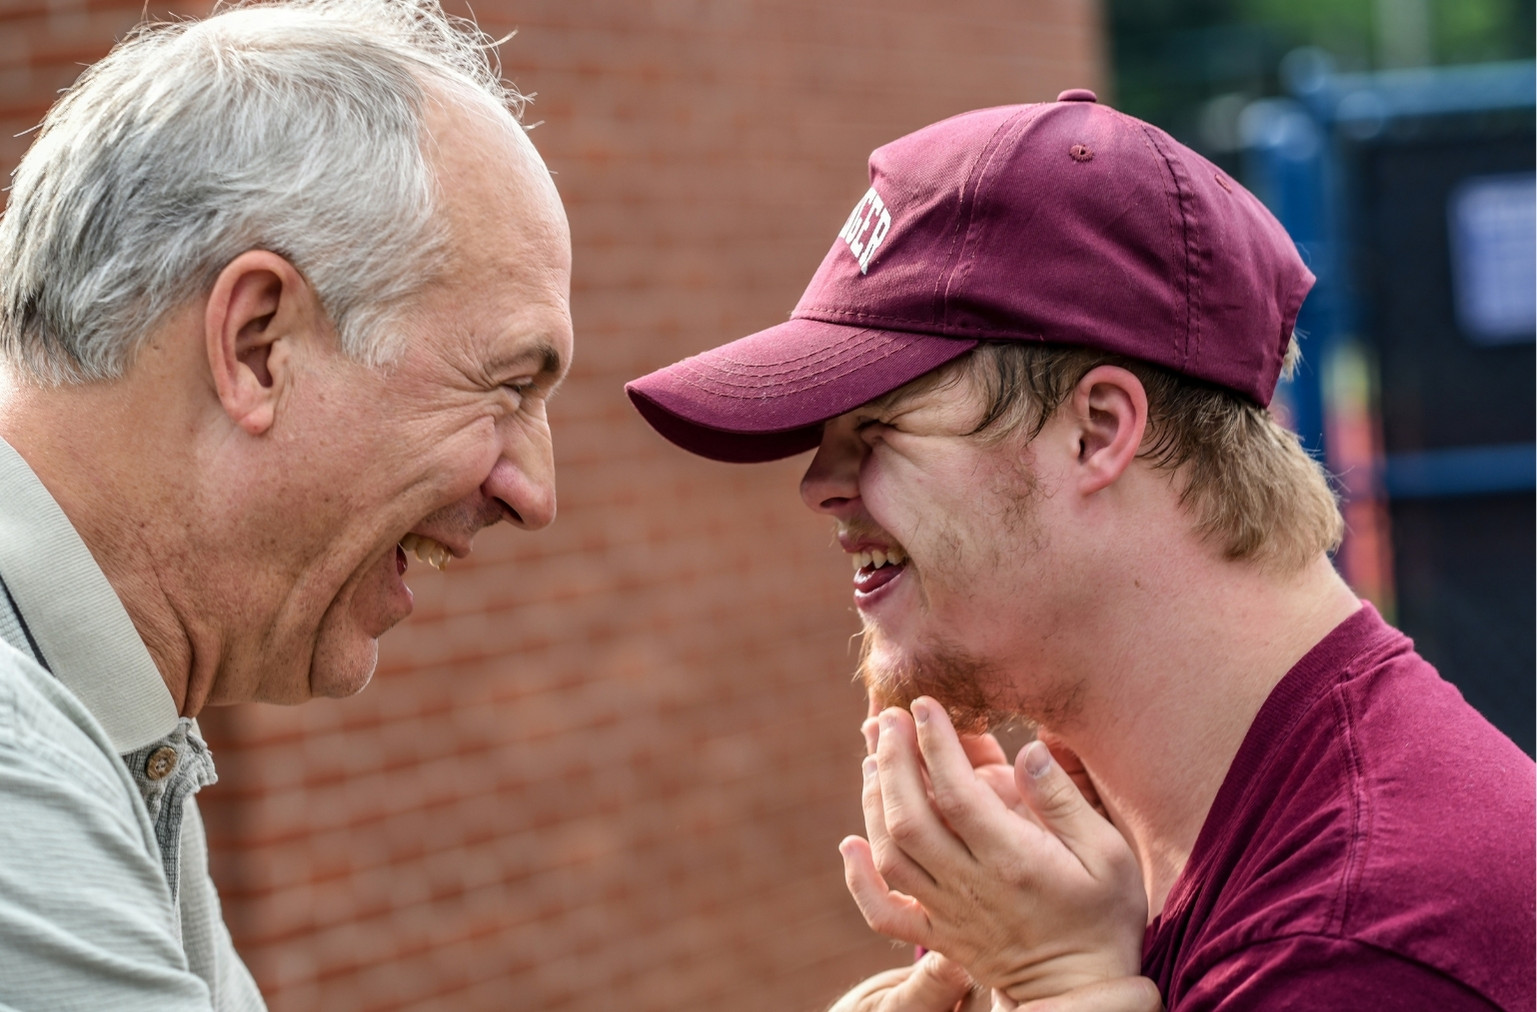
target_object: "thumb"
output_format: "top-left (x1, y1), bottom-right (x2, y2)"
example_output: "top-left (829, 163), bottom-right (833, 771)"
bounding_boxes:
top-left (1014, 740), bottom-right (1112, 859)
top-left (895, 951), bottom-right (974, 1009)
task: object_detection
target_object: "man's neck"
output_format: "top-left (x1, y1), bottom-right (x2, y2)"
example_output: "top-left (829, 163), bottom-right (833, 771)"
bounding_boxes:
top-left (0, 365), bottom-right (206, 714)
top-left (1040, 553), bottom-right (1361, 920)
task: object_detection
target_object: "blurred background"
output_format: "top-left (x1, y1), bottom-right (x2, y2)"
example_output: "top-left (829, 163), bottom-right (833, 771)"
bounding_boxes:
top-left (0, 0), bottom-right (1529, 1009)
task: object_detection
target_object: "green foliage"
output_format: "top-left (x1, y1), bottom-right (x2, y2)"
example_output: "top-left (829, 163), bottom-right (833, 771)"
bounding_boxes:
top-left (1107, 0), bottom-right (1534, 144)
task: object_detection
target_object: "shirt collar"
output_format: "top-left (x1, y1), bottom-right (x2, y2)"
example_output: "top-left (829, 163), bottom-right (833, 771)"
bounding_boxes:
top-left (0, 437), bottom-right (179, 752)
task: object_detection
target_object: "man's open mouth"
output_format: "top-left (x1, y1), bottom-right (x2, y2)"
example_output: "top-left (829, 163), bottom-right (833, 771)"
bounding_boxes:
top-left (852, 547), bottom-right (906, 594)
top-left (400, 532), bottom-right (453, 571)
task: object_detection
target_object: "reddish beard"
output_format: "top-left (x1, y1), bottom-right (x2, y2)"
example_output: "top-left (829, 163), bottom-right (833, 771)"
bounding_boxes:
top-left (856, 629), bottom-right (1000, 735)
top-left (856, 627), bottom-right (1087, 735)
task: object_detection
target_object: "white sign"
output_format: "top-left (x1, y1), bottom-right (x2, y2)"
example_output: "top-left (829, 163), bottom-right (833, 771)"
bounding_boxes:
top-left (1448, 172), bottom-right (1535, 345)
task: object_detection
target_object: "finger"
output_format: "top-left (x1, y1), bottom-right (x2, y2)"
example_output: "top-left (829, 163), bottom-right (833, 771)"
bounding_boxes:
top-left (1014, 740), bottom-right (1119, 862)
top-left (824, 965), bottom-right (914, 1012)
top-left (959, 731), bottom-right (1009, 769)
top-left (891, 951), bottom-right (975, 1011)
top-left (1035, 730), bottom-right (1106, 817)
top-left (879, 704), bottom-right (971, 879)
top-left (1013, 976), bottom-right (1164, 1012)
top-left (875, 707), bottom-right (974, 872)
top-left (863, 716), bottom-right (880, 755)
top-left (839, 835), bottom-right (933, 946)
top-left (911, 697), bottom-right (1018, 857)
top-left (972, 761), bottom-right (1024, 809)
top-left (863, 749), bottom-right (939, 895)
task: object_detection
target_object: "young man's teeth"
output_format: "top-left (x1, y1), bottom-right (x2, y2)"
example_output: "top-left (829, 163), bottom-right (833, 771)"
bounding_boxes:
top-left (850, 548), bottom-right (907, 572)
top-left (400, 533), bottom-right (451, 571)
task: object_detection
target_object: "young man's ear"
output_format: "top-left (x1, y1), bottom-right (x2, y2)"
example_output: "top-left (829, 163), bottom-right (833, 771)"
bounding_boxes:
top-left (203, 250), bottom-right (321, 435)
top-left (1068, 364), bottom-right (1148, 495)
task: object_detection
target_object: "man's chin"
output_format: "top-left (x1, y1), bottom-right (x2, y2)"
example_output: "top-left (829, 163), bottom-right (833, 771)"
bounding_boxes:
top-left (308, 635), bottom-right (380, 700)
top-left (858, 637), bottom-right (997, 735)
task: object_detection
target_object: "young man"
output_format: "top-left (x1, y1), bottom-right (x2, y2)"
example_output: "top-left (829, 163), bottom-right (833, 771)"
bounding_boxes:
top-left (627, 93), bottom-right (1535, 1009)
top-left (0, 1), bottom-right (570, 1005)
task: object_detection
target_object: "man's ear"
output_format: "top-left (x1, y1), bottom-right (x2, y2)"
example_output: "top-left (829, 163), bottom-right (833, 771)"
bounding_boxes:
top-left (1067, 365), bottom-right (1148, 496)
top-left (204, 250), bottom-right (321, 435)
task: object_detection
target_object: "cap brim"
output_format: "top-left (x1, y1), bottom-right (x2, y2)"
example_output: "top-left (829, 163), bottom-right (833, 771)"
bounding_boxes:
top-left (626, 317), bottom-right (979, 463)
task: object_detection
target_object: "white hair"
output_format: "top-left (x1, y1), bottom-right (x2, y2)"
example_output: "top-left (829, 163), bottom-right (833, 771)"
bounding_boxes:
top-left (0, 0), bottom-right (526, 384)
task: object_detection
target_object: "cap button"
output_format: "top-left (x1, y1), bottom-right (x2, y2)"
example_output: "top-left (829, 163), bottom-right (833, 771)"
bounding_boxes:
top-left (1056, 89), bottom-right (1098, 103)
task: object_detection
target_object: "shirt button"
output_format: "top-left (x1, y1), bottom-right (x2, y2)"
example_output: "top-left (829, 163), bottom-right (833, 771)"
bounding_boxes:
top-left (145, 746), bottom-right (179, 781)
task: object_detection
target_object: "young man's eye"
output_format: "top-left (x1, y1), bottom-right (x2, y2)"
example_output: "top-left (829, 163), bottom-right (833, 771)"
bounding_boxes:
top-left (854, 417), bottom-right (893, 441)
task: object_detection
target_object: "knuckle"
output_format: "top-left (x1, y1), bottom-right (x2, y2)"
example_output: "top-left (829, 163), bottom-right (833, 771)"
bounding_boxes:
top-left (885, 807), bottom-right (922, 846)
top-left (872, 843), bottom-right (904, 881)
top-left (929, 782), bottom-right (970, 822)
top-left (1040, 776), bottom-right (1082, 814)
top-left (863, 906), bottom-right (900, 937)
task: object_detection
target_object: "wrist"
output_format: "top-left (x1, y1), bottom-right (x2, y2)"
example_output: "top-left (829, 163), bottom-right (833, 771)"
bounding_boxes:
top-left (997, 956), bottom-right (1140, 1004)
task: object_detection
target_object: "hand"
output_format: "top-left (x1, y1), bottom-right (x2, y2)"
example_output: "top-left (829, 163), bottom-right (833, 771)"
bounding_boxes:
top-left (826, 951), bottom-right (985, 1012)
top-left (991, 976), bottom-right (1164, 1012)
top-left (860, 711), bottom-right (1017, 810)
top-left (861, 705), bottom-right (1100, 819)
top-left (842, 698), bottom-right (1147, 1003)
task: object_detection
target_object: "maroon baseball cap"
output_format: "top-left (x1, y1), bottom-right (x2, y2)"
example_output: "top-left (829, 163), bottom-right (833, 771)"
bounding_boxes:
top-left (626, 90), bottom-right (1314, 463)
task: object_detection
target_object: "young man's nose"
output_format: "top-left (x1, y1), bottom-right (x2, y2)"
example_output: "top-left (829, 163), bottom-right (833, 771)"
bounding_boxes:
top-left (799, 419), bottom-right (863, 515)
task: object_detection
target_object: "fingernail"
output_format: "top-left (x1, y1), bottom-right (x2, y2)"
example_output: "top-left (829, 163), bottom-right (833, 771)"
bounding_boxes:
top-left (1023, 740), bottom-right (1052, 779)
top-left (912, 699), bottom-right (929, 725)
top-left (861, 717), bottom-right (879, 753)
top-left (879, 711), bottom-right (898, 733)
top-left (862, 755), bottom-right (878, 779)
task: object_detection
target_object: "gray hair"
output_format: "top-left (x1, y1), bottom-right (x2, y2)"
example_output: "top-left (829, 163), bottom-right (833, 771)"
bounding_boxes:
top-left (0, 0), bottom-right (525, 384)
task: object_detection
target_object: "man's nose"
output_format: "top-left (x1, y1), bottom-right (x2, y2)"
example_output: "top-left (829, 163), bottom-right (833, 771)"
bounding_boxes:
top-left (482, 434), bottom-right (557, 531)
top-left (799, 421), bottom-right (862, 515)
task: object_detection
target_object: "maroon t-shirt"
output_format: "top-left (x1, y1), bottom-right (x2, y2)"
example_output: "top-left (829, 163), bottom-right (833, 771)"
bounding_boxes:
top-left (1143, 604), bottom-right (1535, 1009)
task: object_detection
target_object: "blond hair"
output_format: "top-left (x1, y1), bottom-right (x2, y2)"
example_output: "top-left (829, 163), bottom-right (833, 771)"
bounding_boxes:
top-left (960, 340), bottom-right (1343, 571)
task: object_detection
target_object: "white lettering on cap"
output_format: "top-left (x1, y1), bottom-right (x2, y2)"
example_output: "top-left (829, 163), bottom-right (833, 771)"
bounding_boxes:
top-left (838, 186), bottom-right (893, 274)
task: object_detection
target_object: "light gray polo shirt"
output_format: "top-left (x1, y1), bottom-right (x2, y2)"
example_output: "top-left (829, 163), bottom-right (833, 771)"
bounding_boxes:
top-left (0, 437), bottom-right (265, 1010)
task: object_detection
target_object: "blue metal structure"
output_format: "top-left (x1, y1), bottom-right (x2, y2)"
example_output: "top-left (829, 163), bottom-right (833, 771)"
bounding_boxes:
top-left (1241, 53), bottom-right (1536, 494)
top-left (1240, 53), bottom-right (1536, 753)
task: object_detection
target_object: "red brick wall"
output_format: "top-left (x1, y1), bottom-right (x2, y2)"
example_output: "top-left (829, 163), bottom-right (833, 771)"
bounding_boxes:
top-left (1, 2), bottom-right (1104, 1008)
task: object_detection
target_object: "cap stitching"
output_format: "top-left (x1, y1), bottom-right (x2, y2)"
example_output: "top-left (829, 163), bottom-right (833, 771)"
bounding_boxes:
top-left (1133, 121), bottom-right (1193, 370)
top-left (932, 108), bottom-right (1037, 329)
top-left (795, 305), bottom-right (1046, 338)
top-left (671, 336), bottom-right (931, 398)
top-left (944, 107), bottom-right (1045, 327)
top-left (669, 328), bottom-right (895, 383)
top-left (705, 329), bottom-right (905, 378)
top-left (1144, 125), bottom-right (1205, 374)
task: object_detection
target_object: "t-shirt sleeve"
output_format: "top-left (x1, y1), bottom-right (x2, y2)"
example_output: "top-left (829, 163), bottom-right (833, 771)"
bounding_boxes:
top-left (0, 653), bottom-right (213, 1011)
top-left (1173, 935), bottom-right (1502, 1011)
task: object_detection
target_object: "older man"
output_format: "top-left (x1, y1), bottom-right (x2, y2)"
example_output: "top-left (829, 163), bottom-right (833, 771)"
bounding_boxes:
top-left (628, 94), bottom-right (1534, 1010)
top-left (0, 1), bottom-right (570, 1006)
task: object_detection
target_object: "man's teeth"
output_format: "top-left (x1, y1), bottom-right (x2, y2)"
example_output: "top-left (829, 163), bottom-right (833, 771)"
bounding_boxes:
top-left (400, 533), bottom-right (451, 571)
top-left (851, 547), bottom-right (907, 572)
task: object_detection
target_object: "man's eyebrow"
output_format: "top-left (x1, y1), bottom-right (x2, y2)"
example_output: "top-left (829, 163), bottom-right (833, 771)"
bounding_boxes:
top-left (490, 341), bottom-right (566, 384)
